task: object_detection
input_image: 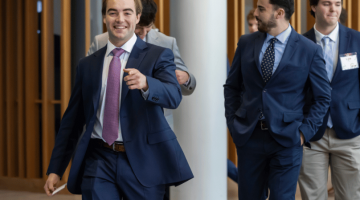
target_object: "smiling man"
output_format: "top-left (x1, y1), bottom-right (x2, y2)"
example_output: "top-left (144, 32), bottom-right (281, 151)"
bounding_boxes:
top-left (224, 0), bottom-right (331, 199)
top-left (299, 1), bottom-right (360, 199)
top-left (43, 0), bottom-right (193, 199)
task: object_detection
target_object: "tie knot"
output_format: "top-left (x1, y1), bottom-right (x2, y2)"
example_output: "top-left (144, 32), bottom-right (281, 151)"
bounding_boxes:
top-left (270, 38), bottom-right (278, 44)
top-left (322, 36), bottom-right (330, 44)
top-left (112, 48), bottom-right (125, 57)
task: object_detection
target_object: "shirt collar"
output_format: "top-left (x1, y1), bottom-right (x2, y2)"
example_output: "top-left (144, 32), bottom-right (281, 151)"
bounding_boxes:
top-left (314, 22), bottom-right (339, 43)
top-left (106, 33), bottom-right (137, 56)
top-left (264, 23), bottom-right (292, 44)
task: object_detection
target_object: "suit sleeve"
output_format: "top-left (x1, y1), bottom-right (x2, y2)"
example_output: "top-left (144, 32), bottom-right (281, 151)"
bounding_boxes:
top-left (171, 38), bottom-right (197, 96)
top-left (46, 64), bottom-right (86, 178)
top-left (299, 46), bottom-right (331, 142)
top-left (146, 48), bottom-right (182, 109)
top-left (224, 38), bottom-right (244, 133)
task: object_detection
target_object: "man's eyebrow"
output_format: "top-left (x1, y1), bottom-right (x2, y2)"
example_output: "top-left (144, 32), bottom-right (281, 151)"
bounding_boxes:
top-left (257, 5), bottom-right (265, 9)
top-left (107, 8), bottom-right (118, 13)
top-left (123, 8), bottom-right (134, 13)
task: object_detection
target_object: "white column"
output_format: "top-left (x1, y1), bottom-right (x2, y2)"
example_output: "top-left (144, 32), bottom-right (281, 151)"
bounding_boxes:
top-left (170, 0), bottom-right (228, 199)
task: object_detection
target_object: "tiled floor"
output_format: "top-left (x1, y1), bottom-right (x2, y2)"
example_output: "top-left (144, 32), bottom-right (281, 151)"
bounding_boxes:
top-left (0, 181), bottom-right (335, 200)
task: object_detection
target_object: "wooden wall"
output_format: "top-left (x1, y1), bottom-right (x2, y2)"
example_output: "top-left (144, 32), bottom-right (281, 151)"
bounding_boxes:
top-left (0, 0), bottom-right (72, 193)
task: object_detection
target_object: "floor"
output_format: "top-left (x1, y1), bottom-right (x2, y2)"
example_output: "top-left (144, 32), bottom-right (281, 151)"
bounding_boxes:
top-left (0, 179), bottom-right (335, 200)
top-left (226, 178), bottom-right (334, 200)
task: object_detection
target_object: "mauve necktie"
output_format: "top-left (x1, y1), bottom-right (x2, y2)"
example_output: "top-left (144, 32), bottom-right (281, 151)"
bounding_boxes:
top-left (103, 48), bottom-right (125, 145)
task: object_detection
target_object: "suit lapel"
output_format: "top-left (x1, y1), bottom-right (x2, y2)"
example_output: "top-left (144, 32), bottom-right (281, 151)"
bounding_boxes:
top-left (254, 32), bottom-right (267, 75)
top-left (270, 29), bottom-right (299, 81)
top-left (91, 45), bottom-right (107, 110)
top-left (304, 28), bottom-right (316, 43)
top-left (121, 37), bottom-right (148, 103)
top-left (332, 24), bottom-right (350, 83)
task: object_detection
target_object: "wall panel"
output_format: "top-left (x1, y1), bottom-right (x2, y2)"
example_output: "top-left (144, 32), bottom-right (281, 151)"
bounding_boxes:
top-left (6, 0), bottom-right (19, 178)
top-left (17, 0), bottom-right (26, 178)
top-left (154, 0), bottom-right (170, 35)
top-left (0, 0), bottom-right (7, 177)
top-left (61, 0), bottom-right (72, 182)
top-left (227, 0), bottom-right (246, 166)
top-left (41, 0), bottom-right (55, 179)
top-left (24, 0), bottom-right (40, 179)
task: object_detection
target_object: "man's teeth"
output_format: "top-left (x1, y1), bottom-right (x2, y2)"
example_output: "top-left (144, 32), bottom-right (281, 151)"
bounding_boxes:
top-left (115, 26), bottom-right (125, 29)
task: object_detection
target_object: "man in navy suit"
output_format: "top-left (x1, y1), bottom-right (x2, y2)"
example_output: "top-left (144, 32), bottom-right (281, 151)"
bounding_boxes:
top-left (43, 0), bottom-right (193, 199)
top-left (224, 0), bottom-right (331, 199)
top-left (299, 1), bottom-right (360, 199)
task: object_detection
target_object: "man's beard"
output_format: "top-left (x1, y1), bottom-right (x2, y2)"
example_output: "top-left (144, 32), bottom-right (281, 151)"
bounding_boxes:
top-left (256, 15), bottom-right (277, 33)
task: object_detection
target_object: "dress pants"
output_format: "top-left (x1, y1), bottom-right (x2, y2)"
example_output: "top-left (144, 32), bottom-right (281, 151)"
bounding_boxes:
top-left (236, 126), bottom-right (303, 200)
top-left (81, 141), bottom-right (165, 200)
top-left (299, 128), bottom-right (360, 200)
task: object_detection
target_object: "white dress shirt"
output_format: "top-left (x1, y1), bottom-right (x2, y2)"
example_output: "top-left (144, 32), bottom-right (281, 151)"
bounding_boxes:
top-left (91, 33), bottom-right (139, 142)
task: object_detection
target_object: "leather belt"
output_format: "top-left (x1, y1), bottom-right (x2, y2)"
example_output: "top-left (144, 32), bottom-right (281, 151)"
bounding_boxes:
top-left (257, 121), bottom-right (268, 130)
top-left (95, 140), bottom-right (125, 152)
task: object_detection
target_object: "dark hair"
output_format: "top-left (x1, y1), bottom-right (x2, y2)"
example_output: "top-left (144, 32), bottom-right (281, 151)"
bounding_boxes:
top-left (309, 0), bottom-right (343, 18)
top-left (138, 0), bottom-right (158, 26)
top-left (247, 8), bottom-right (256, 22)
top-left (269, 0), bottom-right (294, 20)
top-left (339, 7), bottom-right (347, 25)
top-left (102, 0), bottom-right (143, 16)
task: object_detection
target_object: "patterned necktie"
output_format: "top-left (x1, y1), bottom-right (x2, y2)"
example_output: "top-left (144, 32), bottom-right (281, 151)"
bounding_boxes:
top-left (322, 36), bottom-right (334, 128)
top-left (261, 38), bottom-right (278, 83)
top-left (103, 48), bottom-right (126, 145)
top-left (259, 38), bottom-right (277, 119)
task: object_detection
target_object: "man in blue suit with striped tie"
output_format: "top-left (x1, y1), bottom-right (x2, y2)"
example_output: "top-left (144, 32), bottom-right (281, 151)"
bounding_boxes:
top-left (224, 0), bottom-right (331, 199)
top-left (299, 0), bottom-right (360, 199)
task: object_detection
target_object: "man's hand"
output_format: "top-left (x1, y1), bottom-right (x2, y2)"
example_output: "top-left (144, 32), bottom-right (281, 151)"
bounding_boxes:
top-left (44, 173), bottom-right (60, 196)
top-left (123, 68), bottom-right (148, 91)
top-left (175, 70), bottom-right (190, 85)
top-left (300, 132), bottom-right (305, 146)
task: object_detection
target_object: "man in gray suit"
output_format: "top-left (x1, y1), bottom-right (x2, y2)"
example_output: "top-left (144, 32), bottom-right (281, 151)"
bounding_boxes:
top-left (88, 0), bottom-right (196, 131)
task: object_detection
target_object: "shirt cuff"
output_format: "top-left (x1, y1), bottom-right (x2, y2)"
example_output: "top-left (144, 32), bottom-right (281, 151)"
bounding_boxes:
top-left (183, 76), bottom-right (191, 87)
top-left (141, 88), bottom-right (149, 100)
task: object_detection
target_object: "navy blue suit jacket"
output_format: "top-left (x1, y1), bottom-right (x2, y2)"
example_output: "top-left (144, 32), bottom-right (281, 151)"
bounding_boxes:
top-left (224, 28), bottom-right (331, 148)
top-left (46, 37), bottom-right (193, 194)
top-left (303, 24), bottom-right (360, 141)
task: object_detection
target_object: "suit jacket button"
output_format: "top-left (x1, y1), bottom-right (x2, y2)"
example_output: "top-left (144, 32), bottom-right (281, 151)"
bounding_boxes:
top-left (152, 97), bottom-right (156, 101)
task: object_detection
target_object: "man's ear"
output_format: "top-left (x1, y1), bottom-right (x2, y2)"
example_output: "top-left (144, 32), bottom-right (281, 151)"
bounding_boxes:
top-left (311, 5), bottom-right (316, 14)
top-left (136, 13), bottom-right (141, 24)
top-left (275, 8), bottom-right (285, 19)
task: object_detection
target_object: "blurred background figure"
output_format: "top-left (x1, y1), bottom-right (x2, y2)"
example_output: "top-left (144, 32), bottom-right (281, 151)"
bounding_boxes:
top-left (247, 8), bottom-right (258, 34)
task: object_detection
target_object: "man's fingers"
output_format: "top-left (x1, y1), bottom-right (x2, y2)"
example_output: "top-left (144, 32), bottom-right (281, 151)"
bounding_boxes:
top-left (126, 80), bottom-right (139, 86)
top-left (124, 74), bottom-right (139, 82)
top-left (44, 184), bottom-right (51, 196)
top-left (44, 182), bottom-right (54, 196)
top-left (123, 68), bottom-right (138, 75)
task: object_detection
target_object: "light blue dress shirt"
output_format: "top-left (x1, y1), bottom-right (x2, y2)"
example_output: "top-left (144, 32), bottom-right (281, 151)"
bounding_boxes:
top-left (314, 23), bottom-right (339, 128)
top-left (259, 24), bottom-right (292, 75)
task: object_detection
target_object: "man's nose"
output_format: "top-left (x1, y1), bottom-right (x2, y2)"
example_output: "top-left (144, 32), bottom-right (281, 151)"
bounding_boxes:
top-left (116, 14), bottom-right (124, 22)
